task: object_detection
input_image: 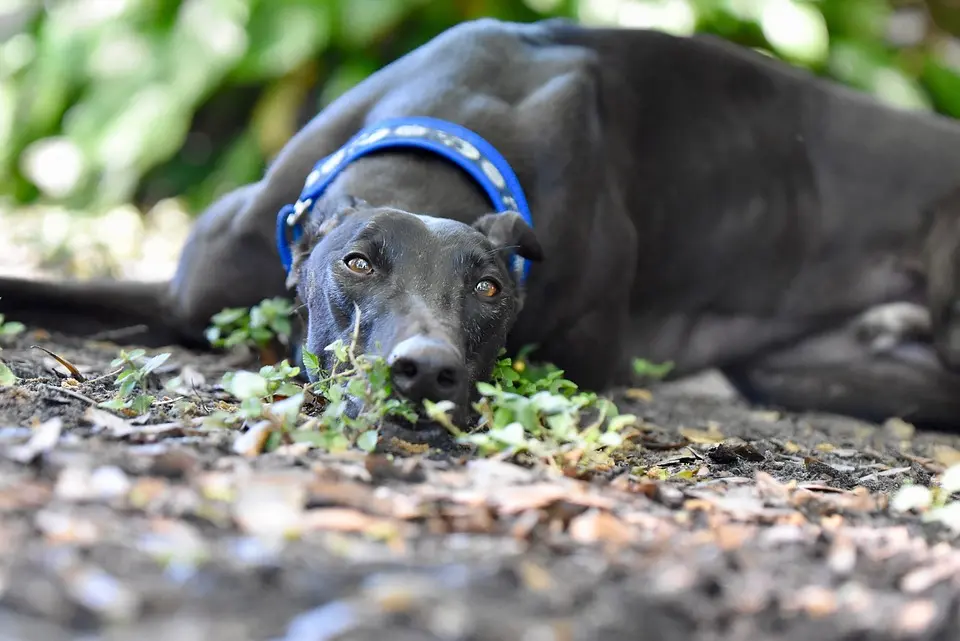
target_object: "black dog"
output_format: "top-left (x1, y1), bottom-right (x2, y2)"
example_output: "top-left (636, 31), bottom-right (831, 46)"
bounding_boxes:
top-left (5, 18), bottom-right (960, 428)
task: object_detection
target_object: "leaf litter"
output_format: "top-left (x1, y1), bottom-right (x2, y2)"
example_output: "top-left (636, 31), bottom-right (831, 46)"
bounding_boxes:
top-left (1, 331), bottom-right (960, 640)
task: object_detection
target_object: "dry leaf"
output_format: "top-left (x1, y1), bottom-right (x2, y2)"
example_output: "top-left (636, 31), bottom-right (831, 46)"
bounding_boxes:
top-left (517, 560), bottom-right (554, 592)
top-left (624, 388), bottom-right (653, 402)
top-left (232, 421), bottom-right (274, 457)
top-left (712, 523), bottom-right (755, 550)
top-left (679, 424), bottom-right (725, 444)
top-left (895, 600), bottom-right (938, 636)
top-left (882, 417), bottom-right (916, 440)
top-left (8, 417), bottom-right (63, 463)
top-left (901, 555), bottom-right (960, 593)
top-left (83, 406), bottom-right (132, 435)
top-left (233, 475), bottom-right (307, 539)
top-left (932, 444), bottom-right (960, 469)
top-left (301, 508), bottom-right (402, 536)
top-left (493, 485), bottom-right (567, 514)
top-left (792, 586), bottom-right (838, 618)
top-left (754, 471), bottom-right (793, 503)
top-left (568, 509), bottom-right (635, 545)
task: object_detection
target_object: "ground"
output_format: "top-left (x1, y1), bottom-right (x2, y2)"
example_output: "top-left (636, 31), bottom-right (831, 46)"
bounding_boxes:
top-left (2, 326), bottom-right (960, 641)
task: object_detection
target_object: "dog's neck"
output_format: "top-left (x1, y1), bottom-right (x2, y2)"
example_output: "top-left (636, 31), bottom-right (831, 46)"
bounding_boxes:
top-left (318, 152), bottom-right (496, 225)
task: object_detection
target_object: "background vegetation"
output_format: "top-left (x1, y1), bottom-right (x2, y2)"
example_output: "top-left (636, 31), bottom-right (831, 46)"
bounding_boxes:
top-left (4, 0), bottom-right (960, 217)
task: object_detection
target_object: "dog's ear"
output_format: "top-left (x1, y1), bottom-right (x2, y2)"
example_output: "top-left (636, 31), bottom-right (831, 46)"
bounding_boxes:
top-left (472, 212), bottom-right (544, 262)
top-left (286, 195), bottom-right (369, 288)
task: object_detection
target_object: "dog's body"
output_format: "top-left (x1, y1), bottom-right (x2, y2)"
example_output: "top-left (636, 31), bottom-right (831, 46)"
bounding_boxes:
top-left (6, 18), bottom-right (960, 427)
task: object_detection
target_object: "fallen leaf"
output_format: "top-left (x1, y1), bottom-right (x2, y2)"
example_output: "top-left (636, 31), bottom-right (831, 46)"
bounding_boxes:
top-left (301, 508), bottom-right (403, 536)
top-left (826, 533), bottom-right (857, 575)
top-left (895, 600), bottom-right (938, 636)
top-left (516, 560), bottom-right (554, 592)
top-left (932, 444), bottom-right (960, 469)
top-left (783, 441), bottom-right (801, 454)
top-left (233, 475), bottom-right (307, 539)
top-left (754, 470), bottom-right (793, 503)
top-left (624, 388), bottom-right (653, 402)
top-left (791, 586), bottom-right (838, 618)
top-left (308, 479), bottom-right (424, 520)
top-left (164, 365), bottom-right (207, 395)
top-left (83, 406), bottom-right (131, 435)
top-left (492, 484), bottom-right (568, 514)
top-left (568, 509), bottom-right (635, 545)
top-left (883, 417), bottom-right (916, 441)
top-left (35, 509), bottom-right (100, 544)
top-left (711, 523), bottom-right (755, 550)
top-left (31, 345), bottom-right (85, 381)
top-left (7, 417), bottom-right (63, 463)
top-left (679, 424), bottom-right (726, 444)
top-left (63, 565), bottom-right (141, 622)
top-left (232, 421), bottom-right (274, 457)
top-left (901, 555), bottom-right (960, 593)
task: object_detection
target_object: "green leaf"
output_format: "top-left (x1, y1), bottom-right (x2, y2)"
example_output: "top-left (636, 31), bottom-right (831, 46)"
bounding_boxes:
top-left (0, 361), bottom-right (18, 386)
top-left (356, 429), bottom-right (379, 452)
top-left (0, 321), bottom-right (25, 336)
top-left (224, 370), bottom-right (269, 400)
top-left (130, 394), bottom-right (155, 414)
top-left (476, 381), bottom-right (499, 397)
top-left (211, 307), bottom-right (247, 326)
top-left (141, 352), bottom-right (171, 375)
top-left (269, 392), bottom-right (304, 427)
top-left (301, 348), bottom-right (321, 377)
top-left (494, 422), bottom-right (528, 447)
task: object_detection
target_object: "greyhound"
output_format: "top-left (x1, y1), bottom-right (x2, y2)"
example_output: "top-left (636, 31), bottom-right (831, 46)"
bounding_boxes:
top-left (4, 18), bottom-right (960, 429)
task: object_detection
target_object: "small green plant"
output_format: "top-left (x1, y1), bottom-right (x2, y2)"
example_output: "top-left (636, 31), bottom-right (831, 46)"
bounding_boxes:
top-left (0, 360), bottom-right (17, 386)
top-left (302, 334), bottom-right (418, 453)
top-left (633, 358), bottom-right (674, 381)
top-left (490, 346), bottom-right (578, 397)
top-left (891, 464), bottom-right (960, 533)
top-left (0, 314), bottom-right (25, 339)
top-left (205, 297), bottom-right (294, 357)
top-left (211, 316), bottom-right (634, 467)
top-left (100, 349), bottom-right (171, 415)
top-left (219, 360), bottom-right (304, 424)
top-left (457, 381), bottom-right (635, 471)
top-left (212, 324), bottom-right (416, 454)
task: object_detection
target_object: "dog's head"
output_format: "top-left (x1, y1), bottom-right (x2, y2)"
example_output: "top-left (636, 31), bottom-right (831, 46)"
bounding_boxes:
top-left (287, 196), bottom-right (543, 417)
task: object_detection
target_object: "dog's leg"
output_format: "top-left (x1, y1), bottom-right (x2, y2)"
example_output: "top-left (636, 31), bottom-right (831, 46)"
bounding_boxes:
top-left (164, 182), bottom-right (290, 338)
top-left (721, 303), bottom-right (960, 430)
top-left (922, 185), bottom-right (960, 371)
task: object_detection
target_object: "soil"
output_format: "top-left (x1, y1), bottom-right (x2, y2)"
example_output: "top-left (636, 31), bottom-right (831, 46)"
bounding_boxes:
top-left (2, 328), bottom-right (960, 641)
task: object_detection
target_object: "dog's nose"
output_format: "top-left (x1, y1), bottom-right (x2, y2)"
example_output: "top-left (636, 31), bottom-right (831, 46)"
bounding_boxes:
top-left (388, 336), bottom-right (466, 403)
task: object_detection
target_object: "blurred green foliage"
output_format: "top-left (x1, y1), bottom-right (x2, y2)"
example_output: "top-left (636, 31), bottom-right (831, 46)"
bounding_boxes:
top-left (3, 0), bottom-right (960, 215)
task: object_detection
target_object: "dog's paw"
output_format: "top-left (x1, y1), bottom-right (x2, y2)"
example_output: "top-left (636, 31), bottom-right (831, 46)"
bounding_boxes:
top-left (854, 302), bottom-right (932, 354)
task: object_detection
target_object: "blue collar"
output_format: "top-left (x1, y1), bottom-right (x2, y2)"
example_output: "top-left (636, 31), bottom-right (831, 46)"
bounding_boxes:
top-left (274, 116), bottom-right (535, 284)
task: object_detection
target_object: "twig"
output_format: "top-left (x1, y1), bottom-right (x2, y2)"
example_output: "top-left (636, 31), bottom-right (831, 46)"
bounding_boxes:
top-left (44, 384), bottom-right (97, 406)
top-left (85, 368), bottom-right (123, 385)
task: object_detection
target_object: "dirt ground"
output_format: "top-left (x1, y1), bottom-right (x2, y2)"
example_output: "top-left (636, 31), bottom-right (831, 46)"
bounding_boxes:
top-left (2, 327), bottom-right (960, 641)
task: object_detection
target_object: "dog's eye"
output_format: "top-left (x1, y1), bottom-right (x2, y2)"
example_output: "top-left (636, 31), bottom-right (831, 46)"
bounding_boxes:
top-left (344, 254), bottom-right (373, 274)
top-left (475, 279), bottom-right (499, 298)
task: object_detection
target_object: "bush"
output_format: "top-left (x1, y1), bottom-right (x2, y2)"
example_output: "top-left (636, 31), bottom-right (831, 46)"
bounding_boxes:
top-left (3, 0), bottom-right (960, 215)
